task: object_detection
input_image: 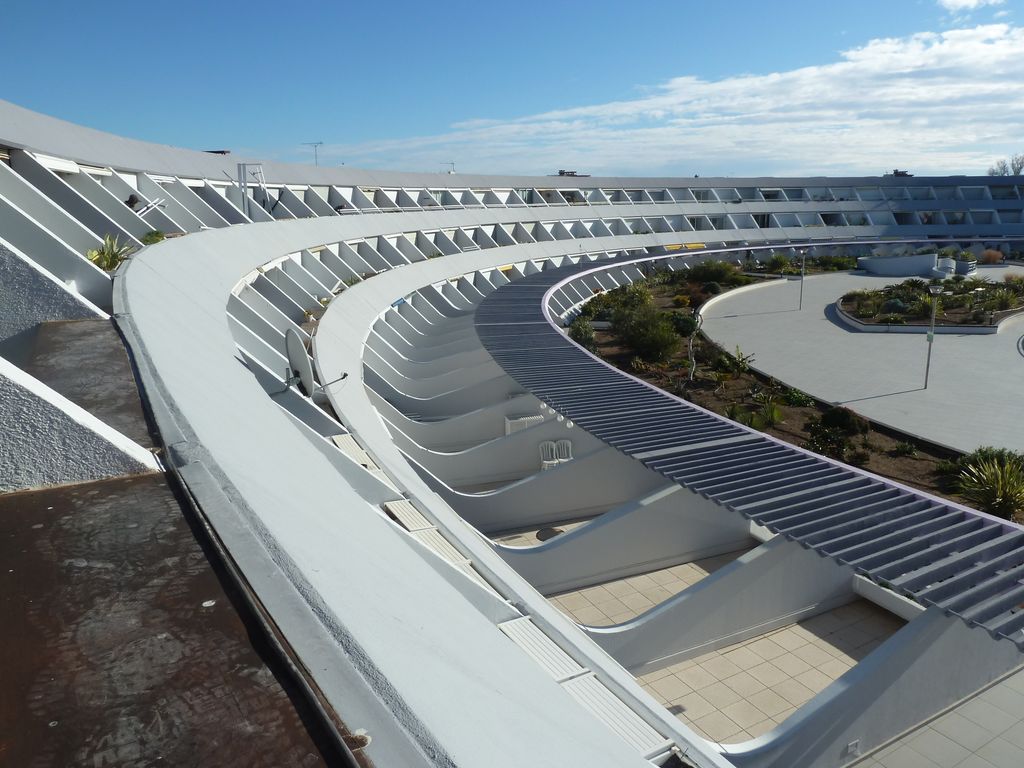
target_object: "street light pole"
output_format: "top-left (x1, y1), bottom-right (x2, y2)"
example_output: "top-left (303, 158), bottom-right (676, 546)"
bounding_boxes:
top-left (798, 248), bottom-right (807, 310)
top-left (924, 284), bottom-right (942, 389)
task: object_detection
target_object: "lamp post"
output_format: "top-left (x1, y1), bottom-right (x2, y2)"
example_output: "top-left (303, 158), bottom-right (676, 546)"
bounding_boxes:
top-left (924, 284), bottom-right (942, 389)
top-left (798, 248), bottom-right (807, 310)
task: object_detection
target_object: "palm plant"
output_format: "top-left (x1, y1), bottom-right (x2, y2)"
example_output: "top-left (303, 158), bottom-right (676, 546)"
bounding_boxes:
top-left (958, 458), bottom-right (1024, 521)
top-left (86, 234), bottom-right (134, 271)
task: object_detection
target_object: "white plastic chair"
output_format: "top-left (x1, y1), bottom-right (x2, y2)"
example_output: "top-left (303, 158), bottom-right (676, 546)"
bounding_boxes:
top-left (539, 441), bottom-right (559, 471)
top-left (555, 439), bottom-right (573, 464)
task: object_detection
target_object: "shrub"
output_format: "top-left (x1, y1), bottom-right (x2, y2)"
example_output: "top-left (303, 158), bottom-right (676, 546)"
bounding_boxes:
top-left (910, 295), bottom-right (941, 318)
top-left (669, 313), bottom-right (699, 337)
top-left (848, 449), bottom-right (871, 466)
top-left (702, 281), bottom-right (722, 295)
top-left (688, 260), bottom-right (738, 284)
top-left (568, 317), bottom-right (596, 352)
top-left (782, 388), bottom-right (815, 407)
top-left (614, 305), bottom-right (680, 363)
top-left (815, 255), bottom-right (856, 271)
top-left (672, 293), bottom-right (691, 308)
top-left (958, 459), bottom-right (1024, 521)
top-left (724, 403), bottom-right (745, 421)
top-left (980, 249), bottom-right (1003, 265)
top-left (902, 278), bottom-right (929, 292)
top-left (989, 288), bottom-right (1015, 311)
top-left (766, 254), bottom-right (789, 273)
top-left (820, 406), bottom-right (869, 435)
top-left (855, 301), bottom-right (879, 319)
top-left (880, 298), bottom-right (907, 315)
top-left (892, 441), bottom-right (917, 458)
top-left (804, 421), bottom-right (849, 460)
top-left (86, 234), bottom-right (134, 271)
top-left (141, 230), bottom-right (165, 245)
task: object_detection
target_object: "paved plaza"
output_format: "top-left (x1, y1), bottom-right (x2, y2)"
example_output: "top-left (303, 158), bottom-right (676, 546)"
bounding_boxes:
top-left (700, 266), bottom-right (1024, 454)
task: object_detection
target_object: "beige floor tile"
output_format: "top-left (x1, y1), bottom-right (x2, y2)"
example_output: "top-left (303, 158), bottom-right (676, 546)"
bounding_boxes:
top-left (672, 691), bottom-right (716, 721)
top-left (678, 665), bottom-right (718, 691)
top-left (747, 637), bottom-right (788, 661)
top-left (723, 671), bottom-right (767, 698)
top-left (748, 661), bottom-right (790, 687)
top-left (640, 586), bottom-right (676, 604)
top-left (792, 642), bottom-right (835, 667)
top-left (591, 595), bottom-right (630, 616)
top-left (796, 667), bottom-right (833, 694)
top-left (818, 657), bottom-right (854, 678)
top-left (745, 718), bottom-right (777, 739)
top-left (769, 627), bottom-right (810, 651)
top-left (701, 655), bottom-right (743, 681)
top-left (700, 680), bottom-right (744, 709)
top-left (650, 674), bottom-right (693, 701)
top-left (570, 605), bottom-right (608, 625)
top-left (747, 687), bottom-right (792, 718)
top-left (620, 593), bottom-right (655, 613)
top-left (602, 580), bottom-right (635, 598)
top-left (722, 699), bottom-right (769, 729)
top-left (772, 678), bottom-right (816, 707)
top-left (694, 710), bottom-right (744, 742)
top-left (773, 652), bottom-right (813, 677)
top-left (555, 592), bottom-right (590, 610)
top-left (722, 646), bottom-right (763, 670)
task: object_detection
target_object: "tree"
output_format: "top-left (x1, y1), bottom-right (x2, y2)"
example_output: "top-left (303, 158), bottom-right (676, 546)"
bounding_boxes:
top-left (988, 153), bottom-right (1024, 176)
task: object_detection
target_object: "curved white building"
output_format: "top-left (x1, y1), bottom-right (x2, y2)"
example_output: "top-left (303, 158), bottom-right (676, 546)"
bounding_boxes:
top-left (3, 99), bottom-right (1024, 768)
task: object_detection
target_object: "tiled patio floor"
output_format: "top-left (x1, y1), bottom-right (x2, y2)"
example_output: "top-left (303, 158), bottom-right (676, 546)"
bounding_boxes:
top-left (549, 549), bottom-right (752, 626)
top-left (491, 518), bottom-right (592, 548)
top-left (638, 599), bottom-right (904, 744)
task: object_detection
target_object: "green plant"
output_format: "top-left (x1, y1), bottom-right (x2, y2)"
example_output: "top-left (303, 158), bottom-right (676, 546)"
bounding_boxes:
top-left (782, 387), bottom-right (814, 407)
top-left (427, 250), bottom-right (443, 259)
top-left (848, 449), bottom-right (871, 466)
top-left (820, 406), bottom-right (869, 436)
top-left (910, 295), bottom-right (941, 319)
top-left (803, 420), bottom-right (850, 460)
top-left (672, 293), bottom-right (691, 308)
top-left (728, 346), bottom-right (755, 376)
top-left (140, 230), bottom-right (165, 245)
top-left (724, 403), bottom-right (746, 421)
top-left (702, 281), bottom-right (722, 295)
top-left (892, 441), bottom-right (917, 458)
top-left (958, 459), bottom-right (1024, 521)
top-left (989, 288), bottom-right (1015, 311)
top-left (86, 234), bottom-right (135, 271)
top-left (613, 304), bottom-right (680, 362)
top-left (669, 313), bottom-right (698, 337)
top-left (568, 317), bottom-right (597, 352)
top-left (343, 275), bottom-right (362, 287)
top-left (687, 261), bottom-right (739, 284)
top-left (757, 400), bottom-right (784, 428)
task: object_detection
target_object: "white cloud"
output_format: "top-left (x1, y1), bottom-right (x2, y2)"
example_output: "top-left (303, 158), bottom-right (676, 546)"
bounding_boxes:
top-left (937, 0), bottom-right (1003, 11)
top-left (317, 24), bottom-right (1024, 177)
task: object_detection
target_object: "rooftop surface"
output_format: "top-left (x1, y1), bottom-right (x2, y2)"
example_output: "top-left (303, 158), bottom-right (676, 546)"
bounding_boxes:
top-left (0, 474), bottom-right (346, 767)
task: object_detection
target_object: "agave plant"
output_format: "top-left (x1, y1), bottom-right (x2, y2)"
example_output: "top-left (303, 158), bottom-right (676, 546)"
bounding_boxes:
top-left (958, 458), bottom-right (1024, 522)
top-left (86, 234), bottom-right (135, 271)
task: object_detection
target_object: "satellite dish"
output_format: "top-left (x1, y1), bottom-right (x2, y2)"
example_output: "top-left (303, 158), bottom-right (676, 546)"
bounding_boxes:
top-left (285, 328), bottom-right (315, 396)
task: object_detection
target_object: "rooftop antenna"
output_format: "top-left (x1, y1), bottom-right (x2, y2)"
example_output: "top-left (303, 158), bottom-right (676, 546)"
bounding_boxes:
top-left (442, 162), bottom-right (455, 175)
top-left (302, 141), bottom-right (324, 166)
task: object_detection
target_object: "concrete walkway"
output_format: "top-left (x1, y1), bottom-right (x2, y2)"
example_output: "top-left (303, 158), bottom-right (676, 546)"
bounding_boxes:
top-left (700, 265), bottom-right (1024, 454)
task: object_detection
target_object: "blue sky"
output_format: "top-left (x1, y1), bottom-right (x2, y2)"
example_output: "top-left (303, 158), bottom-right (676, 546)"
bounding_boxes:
top-left (4, 0), bottom-right (1021, 176)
